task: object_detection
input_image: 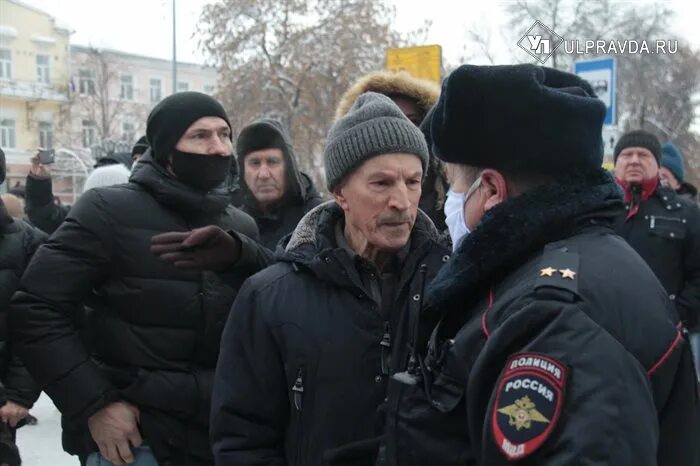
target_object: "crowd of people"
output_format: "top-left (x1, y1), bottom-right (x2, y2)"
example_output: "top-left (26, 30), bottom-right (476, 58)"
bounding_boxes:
top-left (0, 63), bottom-right (698, 466)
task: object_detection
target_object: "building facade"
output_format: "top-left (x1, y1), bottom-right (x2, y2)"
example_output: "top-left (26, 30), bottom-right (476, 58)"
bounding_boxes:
top-left (0, 0), bottom-right (73, 191)
top-left (0, 0), bottom-right (219, 202)
top-left (69, 45), bottom-right (218, 154)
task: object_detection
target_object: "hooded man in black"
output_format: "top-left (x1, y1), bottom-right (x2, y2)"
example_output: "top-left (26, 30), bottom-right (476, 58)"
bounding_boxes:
top-left (235, 119), bottom-right (323, 250)
top-left (11, 92), bottom-right (270, 466)
top-left (383, 65), bottom-right (700, 466)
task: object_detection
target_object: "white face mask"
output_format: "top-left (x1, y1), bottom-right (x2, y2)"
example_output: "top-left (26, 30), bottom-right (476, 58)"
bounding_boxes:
top-left (444, 176), bottom-right (482, 251)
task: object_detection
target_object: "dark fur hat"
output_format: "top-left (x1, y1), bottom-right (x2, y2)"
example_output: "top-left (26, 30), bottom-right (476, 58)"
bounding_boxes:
top-left (430, 64), bottom-right (606, 175)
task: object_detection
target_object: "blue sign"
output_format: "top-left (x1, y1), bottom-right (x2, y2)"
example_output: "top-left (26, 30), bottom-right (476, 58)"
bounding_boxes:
top-left (574, 57), bottom-right (616, 126)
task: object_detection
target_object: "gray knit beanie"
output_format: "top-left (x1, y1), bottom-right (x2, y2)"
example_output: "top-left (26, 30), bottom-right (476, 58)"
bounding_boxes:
top-left (324, 92), bottom-right (429, 190)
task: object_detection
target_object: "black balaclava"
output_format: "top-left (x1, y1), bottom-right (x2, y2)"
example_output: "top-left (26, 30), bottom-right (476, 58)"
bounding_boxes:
top-left (146, 92), bottom-right (233, 191)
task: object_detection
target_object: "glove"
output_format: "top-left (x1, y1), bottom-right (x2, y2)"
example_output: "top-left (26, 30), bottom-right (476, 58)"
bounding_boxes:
top-left (150, 226), bottom-right (242, 271)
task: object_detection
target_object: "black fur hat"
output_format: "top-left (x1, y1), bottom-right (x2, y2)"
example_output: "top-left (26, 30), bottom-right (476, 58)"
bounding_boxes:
top-left (430, 64), bottom-right (606, 174)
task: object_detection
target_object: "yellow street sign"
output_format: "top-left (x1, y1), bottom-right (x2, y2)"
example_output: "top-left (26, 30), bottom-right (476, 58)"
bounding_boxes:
top-left (386, 45), bottom-right (442, 83)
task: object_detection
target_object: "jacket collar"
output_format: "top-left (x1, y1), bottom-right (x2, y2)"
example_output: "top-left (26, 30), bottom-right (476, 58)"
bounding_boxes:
top-left (279, 201), bottom-right (445, 288)
top-left (616, 176), bottom-right (659, 204)
top-left (129, 150), bottom-right (230, 215)
top-left (426, 168), bottom-right (623, 313)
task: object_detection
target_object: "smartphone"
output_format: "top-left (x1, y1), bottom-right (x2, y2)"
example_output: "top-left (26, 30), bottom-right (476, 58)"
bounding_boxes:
top-left (38, 148), bottom-right (55, 164)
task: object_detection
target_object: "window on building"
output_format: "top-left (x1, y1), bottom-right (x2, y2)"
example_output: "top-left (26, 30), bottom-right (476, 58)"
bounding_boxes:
top-left (0, 49), bottom-right (11, 79)
top-left (122, 121), bottom-right (135, 143)
top-left (38, 121), bottom-right (54, 148)
top-left (203, 84), bottom-right (215, 94)
top-left (0, 119), bottom-right (16, 148)
top-left (36, 54), bottom-right (50, 84)
top-left (82, 120), bottom-right (96, 148)
top-left (79, 69), bottom-right (96, 95)
top-left (177, 81), bottom-right (189, 92)
top-left (120, 75), bottom-right (133, 100)
top-left (150, 79), bottom-right (162, 103)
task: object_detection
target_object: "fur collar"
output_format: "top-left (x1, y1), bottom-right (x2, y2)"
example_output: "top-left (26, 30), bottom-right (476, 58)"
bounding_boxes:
top-left (426, 168), bottom-right (623, 311)
top-left (335, 71), bottom-right (440, 121)
top-left (283, 201), bottom-right (442, 258)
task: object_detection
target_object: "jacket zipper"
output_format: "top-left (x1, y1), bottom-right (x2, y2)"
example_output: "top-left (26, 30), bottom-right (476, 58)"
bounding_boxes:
top-left (380, 322), bottom-right (391, 376)
top-left (292, 367), bottom-right (304, 465)
top-left (650, 215), bottom-right (685, 230)
top-left (292, 367), bottom-right (304, 410)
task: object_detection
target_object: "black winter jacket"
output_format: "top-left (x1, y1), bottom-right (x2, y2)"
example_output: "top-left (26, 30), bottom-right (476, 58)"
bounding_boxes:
top-left (211, 202), bottom-right (450, 466)
top-left (11, 152), bottom-right (268, 465)
top-left (615, 185), bottom-right (700, 328)
top-left (384, 170), bottom-right (700, 466)
top-left (24, 174), bottom-right (71, 235)
top-left (0, 204), bottom-right (45, 409)
top-left (236, 119), bottom-right (324, 251)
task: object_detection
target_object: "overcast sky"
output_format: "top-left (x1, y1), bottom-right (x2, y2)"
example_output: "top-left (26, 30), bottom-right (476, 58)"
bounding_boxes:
top-left (21, 0), bottom-right (700, 67)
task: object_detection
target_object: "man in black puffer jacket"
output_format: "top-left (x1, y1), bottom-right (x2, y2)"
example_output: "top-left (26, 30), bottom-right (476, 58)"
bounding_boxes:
top-left (235, 118), bottom-right (323, 251)
top-left (0, 148), bottom-right (45, 464)
top-left (10, 93), bottom-right (271, 466)
top-left (210, 93), bottom-right (451, 466)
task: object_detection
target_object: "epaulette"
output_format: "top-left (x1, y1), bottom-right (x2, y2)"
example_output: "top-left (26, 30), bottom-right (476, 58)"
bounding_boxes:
top-left (534, 245), bottom-right (580, 302)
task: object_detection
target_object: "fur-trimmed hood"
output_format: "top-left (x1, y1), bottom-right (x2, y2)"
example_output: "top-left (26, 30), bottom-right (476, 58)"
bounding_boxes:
top-left (334, 71), bottom-right (440, 121)
top-left (426, 168), bottom-right (624, 312)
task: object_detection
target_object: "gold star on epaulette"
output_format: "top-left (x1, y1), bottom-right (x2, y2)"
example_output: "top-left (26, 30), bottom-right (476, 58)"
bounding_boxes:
top-left (559, 268), bottom-right (576, 280)
top-left (540, 267), bottom-right (557, 277)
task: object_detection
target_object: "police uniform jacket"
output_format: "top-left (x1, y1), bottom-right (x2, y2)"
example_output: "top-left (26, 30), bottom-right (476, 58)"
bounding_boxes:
top-left (384, 170), bottom-right (700, 466)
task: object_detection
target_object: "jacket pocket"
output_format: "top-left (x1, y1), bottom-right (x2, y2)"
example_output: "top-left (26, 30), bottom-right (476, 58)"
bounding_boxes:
top-left (429, 371), bottom-right (466, 413)
top-left (648, 215), bottom-right (687, 240)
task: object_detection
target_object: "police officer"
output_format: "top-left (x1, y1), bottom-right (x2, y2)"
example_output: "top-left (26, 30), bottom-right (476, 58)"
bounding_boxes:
top-left (383, 64), bottom-right (700, 466)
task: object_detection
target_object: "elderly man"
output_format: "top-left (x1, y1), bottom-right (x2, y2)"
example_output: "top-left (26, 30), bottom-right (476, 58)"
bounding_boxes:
top-left (382, 65), bottom-right (700, 466)
top-left (210, 92), bottom-right (450, 466)
top-left (336, 71), bottom-right (448, 231)
top-left (235, 118), bottom-right (323, 250)
top-left (11, 92), bottom-right (269, 466)
top-left (613, 131), bottom-right (700, 329)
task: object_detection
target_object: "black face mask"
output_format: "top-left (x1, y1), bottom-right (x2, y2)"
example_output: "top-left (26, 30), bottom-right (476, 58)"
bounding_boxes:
top-left (170, 149), bottom-right (232, 191)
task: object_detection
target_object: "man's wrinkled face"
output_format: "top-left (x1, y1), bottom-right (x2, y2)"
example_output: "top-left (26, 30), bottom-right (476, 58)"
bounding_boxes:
top-left (243, 148), bottom-right (286, 206)
top-left (659, 166), bottom-right (681, 190)
top-left (175, 116), bottom-right (233, 156)
top-left (614, 147), bottom-right (659, 184)
top-left (334, 153), bottom-right (423, 252)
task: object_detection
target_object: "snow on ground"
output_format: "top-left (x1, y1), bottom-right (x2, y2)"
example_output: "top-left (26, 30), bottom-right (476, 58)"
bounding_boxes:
top-left (16, 393), bottom-right (78, 466)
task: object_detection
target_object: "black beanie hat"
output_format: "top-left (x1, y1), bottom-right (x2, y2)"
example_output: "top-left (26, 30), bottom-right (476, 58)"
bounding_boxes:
top-left (430, 64), bottom-right (606, 174)
top-left (613, 130), bottom-right (661, 165)
top-left (0, 147), bottom-right (5, 184)
top-left (131, 135), bottom-right (149, 157)
top-left (235, 119), bottom-right (288, 159)
top-left (146, 92), bottom-right (231, 162)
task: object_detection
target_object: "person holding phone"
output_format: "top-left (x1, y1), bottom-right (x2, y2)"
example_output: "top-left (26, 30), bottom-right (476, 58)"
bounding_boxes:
top-left (24, 148), bottom-right (71, 234)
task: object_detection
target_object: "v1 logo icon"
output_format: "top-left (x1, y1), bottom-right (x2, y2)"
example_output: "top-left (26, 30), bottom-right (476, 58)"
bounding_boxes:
top-left (518, 21), bottom-right (564, 64)
top-left (527, 35), bottom-right (551, 54)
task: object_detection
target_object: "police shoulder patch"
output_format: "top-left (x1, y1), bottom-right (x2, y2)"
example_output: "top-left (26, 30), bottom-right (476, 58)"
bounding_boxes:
top-left (491, 352), bottom-right (568, 461)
